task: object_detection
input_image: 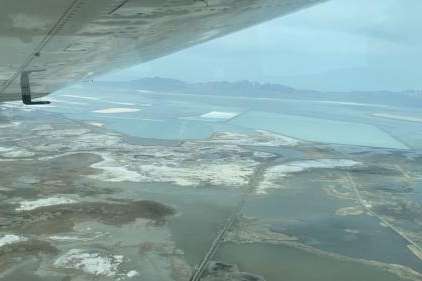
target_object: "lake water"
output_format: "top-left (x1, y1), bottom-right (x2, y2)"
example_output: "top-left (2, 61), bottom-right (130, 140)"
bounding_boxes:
top-left (91, 180), bottom-right (243, 266)
top-left (242, 169), bottom-right (422, 273)
top-left (229, 111), bottom-right (407, 149)
top-left (35, 85), bottom-right (415, 149)
top-left (216, 243), bottom-right (410, 281)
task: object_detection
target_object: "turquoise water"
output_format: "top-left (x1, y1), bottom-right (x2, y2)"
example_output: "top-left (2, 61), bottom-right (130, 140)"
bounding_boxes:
top-left (230, 111), bottom-right (407, 149)
top-left (102, 118), bottom-right (215, 140)
top-left (45, 87), bottom-right (250, 140)
top-left (118, 90), bottom-right (422, 149)
top-left (39, 85), bottom-right (413, 148)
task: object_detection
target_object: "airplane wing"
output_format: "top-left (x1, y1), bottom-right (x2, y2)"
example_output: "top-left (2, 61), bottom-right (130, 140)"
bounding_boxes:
top-left (0, 0), bottom-right (325, 103)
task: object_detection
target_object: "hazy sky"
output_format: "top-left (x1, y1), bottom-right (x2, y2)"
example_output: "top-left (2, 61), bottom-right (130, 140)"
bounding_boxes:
top-left (101, 0), bottom-right (422, 92)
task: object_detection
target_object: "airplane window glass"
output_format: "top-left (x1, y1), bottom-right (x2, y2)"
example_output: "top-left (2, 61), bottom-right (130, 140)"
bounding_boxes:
top-left (0, 1), bottom-right (421, 280)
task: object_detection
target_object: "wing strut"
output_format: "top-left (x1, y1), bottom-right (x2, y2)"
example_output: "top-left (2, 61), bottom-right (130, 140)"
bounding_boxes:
top-left (20, 70), bottom-right (51, 105)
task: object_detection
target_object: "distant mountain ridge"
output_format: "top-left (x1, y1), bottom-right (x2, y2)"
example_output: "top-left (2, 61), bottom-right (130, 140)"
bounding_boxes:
top-left (96, 77), bottom-right (422, 107)
top-left (98, 77), bottom-right (299, 94)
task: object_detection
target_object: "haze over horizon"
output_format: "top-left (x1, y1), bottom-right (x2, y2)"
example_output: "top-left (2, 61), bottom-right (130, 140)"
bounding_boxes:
top-left (100, 0), bottom-right (422, 92)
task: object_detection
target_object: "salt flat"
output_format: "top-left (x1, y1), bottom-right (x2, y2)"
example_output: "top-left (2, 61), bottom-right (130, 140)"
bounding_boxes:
top-left (200, 111), bottom-right (239, 119)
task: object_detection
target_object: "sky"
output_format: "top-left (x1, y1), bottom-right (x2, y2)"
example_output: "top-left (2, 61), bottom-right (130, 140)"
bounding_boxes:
top-left (100, 0), bottom-right (422, 92)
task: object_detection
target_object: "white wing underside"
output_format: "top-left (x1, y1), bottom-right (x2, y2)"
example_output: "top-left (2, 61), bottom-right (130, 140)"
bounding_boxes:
top-left (0, 0), bottom-right (325, 102)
